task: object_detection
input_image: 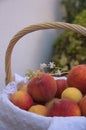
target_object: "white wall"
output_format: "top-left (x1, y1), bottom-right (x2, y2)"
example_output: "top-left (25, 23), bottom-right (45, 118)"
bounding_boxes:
top-left (0, 0), bottom-right (63, 88)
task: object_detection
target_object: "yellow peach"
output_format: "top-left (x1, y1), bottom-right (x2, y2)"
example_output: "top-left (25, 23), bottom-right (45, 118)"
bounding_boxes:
top-left (28, 104), bottom-right (48, 116)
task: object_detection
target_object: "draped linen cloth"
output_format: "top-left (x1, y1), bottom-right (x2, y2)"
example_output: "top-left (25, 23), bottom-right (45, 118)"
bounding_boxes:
top-left (0, 74), bottom-right (86, 130)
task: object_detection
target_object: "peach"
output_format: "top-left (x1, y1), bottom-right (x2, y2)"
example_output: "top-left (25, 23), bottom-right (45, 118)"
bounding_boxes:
top-left (49, 99), bottom-right (81, 117)
top-left (17, 81), bottom-right (26, 89)
top-left (79, 95), bottom-right (86, 116)
top-left (27, 72), bottom-right (57, 103)
top-left (67, 64), bottom-right (86, 94)
top-left (18, 84), bottom-right (28, 92)
top-left (45, 98), bottom-right (59, 110)
top-left (10, 91), bottom-right (33, 110)
top-left (61, 87), bottom-right (83, 103)
top-left (55, 79), bottom-right (68, 98)
top-left (28, 104), bottom-right (49, 116)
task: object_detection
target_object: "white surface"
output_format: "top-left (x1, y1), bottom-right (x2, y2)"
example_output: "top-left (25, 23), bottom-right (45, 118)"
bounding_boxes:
top-left (0, 74), bottom-right (86, 130)
top-left (0, 0), bottom-right (63, 88)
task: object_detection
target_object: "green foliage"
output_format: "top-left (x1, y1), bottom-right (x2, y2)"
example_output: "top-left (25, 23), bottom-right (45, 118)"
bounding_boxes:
top-left (52, 9), bottom-right (86, 71)
top-left (62, 0), bottom-right (86, 23)
top-left (74, 10), bottom-right (86, 26)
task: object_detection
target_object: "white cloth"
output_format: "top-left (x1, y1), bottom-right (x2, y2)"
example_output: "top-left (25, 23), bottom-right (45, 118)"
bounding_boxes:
top-left (0, 74), bottom-right (86, 130)
top-left (48, 117), bottom-right (86, 130)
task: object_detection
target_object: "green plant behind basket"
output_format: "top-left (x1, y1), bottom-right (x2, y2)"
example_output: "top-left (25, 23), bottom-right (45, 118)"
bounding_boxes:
top-left (52, 10), bottom-right (86, 71)
top-left (62, 0), bottom-right (86, 23)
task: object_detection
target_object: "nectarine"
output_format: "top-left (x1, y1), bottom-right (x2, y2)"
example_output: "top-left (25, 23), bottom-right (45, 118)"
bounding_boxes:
top-left (27, 72), bottom-right (57, 103)
top-left (55, 79), bottom-right (68, 98)
top-left (49, 99), bottom-right (81, 117)
top-left (79, 95), bottom-right (86, 116)
top-left (67, 64), bottom-right (86, 94)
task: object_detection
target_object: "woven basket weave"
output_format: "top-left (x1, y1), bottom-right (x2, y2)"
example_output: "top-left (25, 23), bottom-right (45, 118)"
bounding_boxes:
top-left (5, 22), bottom-right (86, 85)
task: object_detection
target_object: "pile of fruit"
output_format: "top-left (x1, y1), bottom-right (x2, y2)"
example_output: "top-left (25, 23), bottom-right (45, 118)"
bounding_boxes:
top-left (10, 64), bottom-right (86, 117)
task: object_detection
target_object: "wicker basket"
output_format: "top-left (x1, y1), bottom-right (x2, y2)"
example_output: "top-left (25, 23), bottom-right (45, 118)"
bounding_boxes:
top-left (1, 21), bottom-right (86, 130)
top-left (5, 22), bottom-right (86, 85)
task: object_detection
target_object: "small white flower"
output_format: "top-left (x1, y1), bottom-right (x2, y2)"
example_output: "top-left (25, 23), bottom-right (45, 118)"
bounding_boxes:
top-left (56, 69), bottom-right (62, 76)
top-left (40, 63), bottom-right (47, 70)
top-left (48, 62), bottom-right (56, 69)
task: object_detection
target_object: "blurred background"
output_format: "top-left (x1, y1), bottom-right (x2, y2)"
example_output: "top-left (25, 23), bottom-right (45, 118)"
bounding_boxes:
top-left (51, 0), bottom-right (86, 72)
top-left (0, 0), bottom-right (63, 87)
top-left (0, 0), bottom-right (86, 88)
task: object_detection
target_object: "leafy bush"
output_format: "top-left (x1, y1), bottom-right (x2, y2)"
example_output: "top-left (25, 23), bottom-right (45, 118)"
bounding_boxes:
top-left (52, 10), bottom-right (86, 71)
top-left (62, 0), bottom-right (86, 23)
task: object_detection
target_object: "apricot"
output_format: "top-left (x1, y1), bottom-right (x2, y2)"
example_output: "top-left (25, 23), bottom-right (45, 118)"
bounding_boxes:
top-left (28, 104), bottom-right (48, 116)
top-left (10, 91), bottom-right (33, 110)
top-left (61, 87), bottom-right (83, 103)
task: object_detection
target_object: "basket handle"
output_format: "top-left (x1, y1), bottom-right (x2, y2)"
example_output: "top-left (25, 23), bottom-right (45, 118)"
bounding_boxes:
top-left (5, 22), bottom-right (86, 85)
